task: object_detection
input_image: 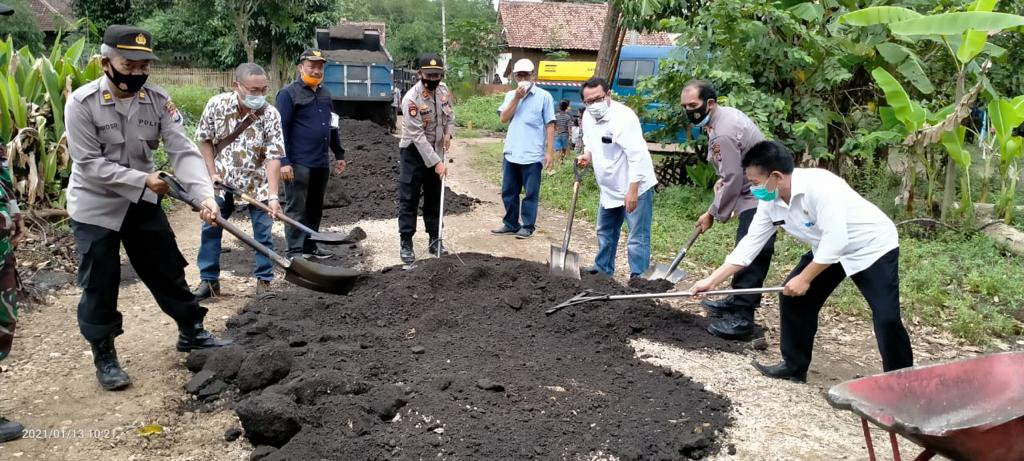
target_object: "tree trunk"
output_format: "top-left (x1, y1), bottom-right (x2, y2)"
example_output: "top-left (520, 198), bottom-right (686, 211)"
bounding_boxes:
top-left (594, 2), bottom-right (622, 82)
top-left (940, 72), bottom-right (967, 221)
top-left (269, 42), bottom-right (282, 92)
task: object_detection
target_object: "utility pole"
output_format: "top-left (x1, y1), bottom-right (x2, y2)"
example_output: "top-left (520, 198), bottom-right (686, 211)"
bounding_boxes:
top-left (441, 0), bottom-right (448, 63)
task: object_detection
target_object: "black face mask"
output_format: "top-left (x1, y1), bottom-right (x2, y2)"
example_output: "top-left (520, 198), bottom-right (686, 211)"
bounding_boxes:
top-left (105, 65), bottom-right (149, 94)
top-left (422, 78), bottom-right (441, 91)
top-left (685, 99), bottom-right (712, 126)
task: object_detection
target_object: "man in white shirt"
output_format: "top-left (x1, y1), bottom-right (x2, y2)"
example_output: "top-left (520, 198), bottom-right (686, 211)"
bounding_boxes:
top-left (691, 140), bottom-right (913, 382)
top-left (576, 77), bottom-right (658, 278)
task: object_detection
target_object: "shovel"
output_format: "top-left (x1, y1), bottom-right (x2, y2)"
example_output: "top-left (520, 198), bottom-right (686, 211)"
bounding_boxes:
top-left (215, 181), bottom-right (366, 245)
top-left (640, 226), bottom-right (702, 283)
top-left (160, 173), bottom-right (363, 295)
top-left (545, 287), bottom-right (784, 316)
top-left (549, 162), bottom-right (583, 279)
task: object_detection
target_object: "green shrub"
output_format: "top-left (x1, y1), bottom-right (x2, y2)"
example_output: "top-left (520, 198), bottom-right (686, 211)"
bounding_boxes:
top-left (167, 85), bottom-right (220, 125)
top-left (455, 94), bottom-right (506, 133)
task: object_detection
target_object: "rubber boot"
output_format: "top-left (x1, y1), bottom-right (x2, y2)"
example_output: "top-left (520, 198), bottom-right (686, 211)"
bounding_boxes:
top-left (89, 336), bottom-right (131, 391)
top-left (0, 416), bottom-right (23, 443)
top-left (400, 235), bottom-right (415, 264)
top-left (176, 321), bottom-right (233, 353)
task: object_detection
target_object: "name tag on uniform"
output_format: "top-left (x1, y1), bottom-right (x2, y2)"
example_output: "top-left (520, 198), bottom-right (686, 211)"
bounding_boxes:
top-left (772, 220), bottom-right (785, 226)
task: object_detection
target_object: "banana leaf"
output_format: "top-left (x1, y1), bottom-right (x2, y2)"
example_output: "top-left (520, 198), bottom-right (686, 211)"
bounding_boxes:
top-left (4, 74), bottom-right (26, 129)
top-left (956, 0), bottom-right (998, 63)
top-left (876, 42), bottom-right (934, 94)
top-left (871, 67), bottom-right (925, 131)
top-left (0, 82), bottom-right (11, 142)
top-left (839, 6), bottom-right (921, 26)
top-left (63, 38), bottom-right (86, 68)
top-left (21, 60), bottom-right (42, 104)
top-left (890, 12), bottom-right (1024, 36)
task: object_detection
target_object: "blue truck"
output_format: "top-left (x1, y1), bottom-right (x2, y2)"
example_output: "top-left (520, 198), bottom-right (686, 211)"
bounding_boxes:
top-left (315, 23), bottom-right (397, 126)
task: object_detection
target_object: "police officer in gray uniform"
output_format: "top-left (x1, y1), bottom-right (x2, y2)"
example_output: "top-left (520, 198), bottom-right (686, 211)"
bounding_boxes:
top-left (64, 25), bottom-right (231, 391)
top-left (397, 53), bottom-right (454, 263)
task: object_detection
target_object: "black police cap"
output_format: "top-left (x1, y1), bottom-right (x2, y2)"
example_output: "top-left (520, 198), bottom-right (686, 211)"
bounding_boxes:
top-left (299, 48), bottom-right (327, 63)
top-left (103, 25), bottom-right (159, 61)
top-left (418, 53), bottom-right (444, 74)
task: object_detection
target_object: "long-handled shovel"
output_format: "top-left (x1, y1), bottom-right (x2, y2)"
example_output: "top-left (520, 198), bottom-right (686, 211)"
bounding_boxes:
top-left (549, 162), bottom-right (583, 279)
top-left (545, 287), bottom-right (784, 316)
top-left (434, 152), bottom-right (447, 258)
top-left (216, 181), bottom-right (366, 245)
top-left (640, 226), bottom-right (702, 283)
top-left (160, 173), bottom-right (363, 295)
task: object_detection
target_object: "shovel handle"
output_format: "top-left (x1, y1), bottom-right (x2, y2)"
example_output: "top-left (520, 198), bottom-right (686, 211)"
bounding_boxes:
top-left (666, 227), bottom-right (703, 274)
top-left (561, 164), bottom-right (583, 252)
top-left (606, 286), bottom-right (784, 302)
top-left (162, 174), bottom-right (291, 269)
top-left (217, 181), bottom-right (318, 236)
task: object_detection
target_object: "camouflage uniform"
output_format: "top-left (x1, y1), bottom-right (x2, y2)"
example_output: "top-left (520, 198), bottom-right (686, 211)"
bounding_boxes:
top-left (0, 147), bottom-right (21, 362)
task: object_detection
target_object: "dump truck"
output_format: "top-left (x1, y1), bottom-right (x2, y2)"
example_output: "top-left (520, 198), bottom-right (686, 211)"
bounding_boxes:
top-left (315, 21), bottom-right (397, 126)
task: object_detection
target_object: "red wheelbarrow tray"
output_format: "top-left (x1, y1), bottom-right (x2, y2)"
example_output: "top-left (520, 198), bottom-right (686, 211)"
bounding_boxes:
top-left (825, 351), bottom-right (1024, 461)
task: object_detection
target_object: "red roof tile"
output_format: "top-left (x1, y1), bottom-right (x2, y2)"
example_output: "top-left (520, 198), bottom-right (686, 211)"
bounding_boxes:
top-left (498, 1), bottom-right (674, 51)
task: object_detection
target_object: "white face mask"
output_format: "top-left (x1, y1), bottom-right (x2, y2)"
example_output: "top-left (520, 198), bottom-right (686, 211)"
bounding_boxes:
top-left (517, 80), bottom-right (533, 92)
top-left (586, 100), bottom-right (610, 120)
top-left (243, 94), bottom-right (266, 110)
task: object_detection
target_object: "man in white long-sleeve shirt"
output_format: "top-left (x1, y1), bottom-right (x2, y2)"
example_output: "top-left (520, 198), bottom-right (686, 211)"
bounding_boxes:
top-left (576, 77), bottom-right (658, 278)
top-left (691, 140), bottom-right (913, 382)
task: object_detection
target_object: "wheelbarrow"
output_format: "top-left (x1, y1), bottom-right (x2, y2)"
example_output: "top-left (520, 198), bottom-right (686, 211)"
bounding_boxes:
top-left (160, 173), bottom-right (363, 295)
top-left (826, 351), bottom-right (1024, 461)
top-left (215, 181), bottom-right (366, 245)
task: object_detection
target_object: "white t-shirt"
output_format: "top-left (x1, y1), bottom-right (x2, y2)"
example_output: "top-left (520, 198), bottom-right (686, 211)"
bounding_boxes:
top-left (726, 168), bottom-right (899, 275)
top-left (581, 100), bottom-right (658, 208)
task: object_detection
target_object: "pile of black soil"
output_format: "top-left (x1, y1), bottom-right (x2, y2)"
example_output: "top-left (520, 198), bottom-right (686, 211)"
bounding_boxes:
top-left (185, 254), bottom-right (737, 460)
top-left (323, 119), bottom-right (480, 224)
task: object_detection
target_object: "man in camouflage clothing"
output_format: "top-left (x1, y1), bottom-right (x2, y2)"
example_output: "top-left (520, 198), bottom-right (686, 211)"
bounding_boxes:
top-left (192, 63), bottom-right (285, 300)
top-left (0, 140), bottom-right (25, 441)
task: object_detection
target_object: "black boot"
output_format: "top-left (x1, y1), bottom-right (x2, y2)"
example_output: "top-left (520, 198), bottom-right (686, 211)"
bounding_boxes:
top-left (753, 361), bottom-right (807, 383)
top-left (700, 296), bottom-right (737, 317)
top-left (707, 314), bottom-right (755, 340)
top-left (0, 416), bottom-right (24, 443)
top-left (400, 235), bottom-right (415, 264)
top-left (176, 322), bottom-right (233, 353)
top-left (427, 235), bottom-right (449, 256)
top-left (192, 280), bottom-right (220, 301)
top-left (89, 336), bottom-right (131, 391)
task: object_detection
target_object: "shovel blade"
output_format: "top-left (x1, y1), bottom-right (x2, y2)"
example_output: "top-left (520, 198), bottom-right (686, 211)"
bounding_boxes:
top-left (548, 245), bottom-right (581, 280)
top-left (284, 257), bottom-right (363, 295)
top-left (641, 263), bottom-right (687, 284)
top-left (307, 226), bottom-right (368, 245)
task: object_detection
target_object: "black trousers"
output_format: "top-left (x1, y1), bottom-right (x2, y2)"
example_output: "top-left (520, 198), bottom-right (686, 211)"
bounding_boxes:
top-left (730, 208), bottom-right (776, 312)
top-left (780, 248), bottom-right (914, 373)
top-left (72, 201), bottom-right (207, 343)
top-left (284, 163), bottom-right (330, 256)
top-left (398, 146), bottom-right (441, 238)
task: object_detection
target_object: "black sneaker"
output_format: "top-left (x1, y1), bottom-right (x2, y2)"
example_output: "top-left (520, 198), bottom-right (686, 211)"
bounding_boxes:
top-left (491, 225), bottom-right (518, 235)
top-left (303, 248), bottom-right (334, 260)
top-left (700, 297), bottom-right (738, 317)
top-left (706, 314), bottom-right (755, 340)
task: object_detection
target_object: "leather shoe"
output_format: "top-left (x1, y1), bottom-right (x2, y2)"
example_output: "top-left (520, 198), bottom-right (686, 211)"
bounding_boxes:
top-left (400, 236), bottom-right (415, 264)
top-left (700, 296), bottom-right (737, 317)
top-left (192, 280), bottom-right (220, 302)
top-left (0, 416), bottom-right (24, 443)
top-left (427, 237), bottom-right (449, 256)
top-left (176, 323), bottom-right (233, 352)
top-left (89, 336), bottom-right (131, 391)
top-left (753, 361), bottom-right (807, 383)
top-left (706, 314), bottom-right (754, 340)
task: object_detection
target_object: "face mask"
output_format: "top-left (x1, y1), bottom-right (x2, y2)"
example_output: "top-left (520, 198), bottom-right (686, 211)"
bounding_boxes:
top-left (105, 65), bottom-right (148, 94)
top-left (751, 177), bottom-right (779, 201)
top-left (423, 78), bottom-right (441, 91)
top-left (587, 100), bottom-right (610, 120)
top-left (518, 80), bottom-right (533, 93)
top-left (243, 94), bottom-right (266, 110)
top-left (301, 72), bottom-right (322, 87)
top-left (686, 100), bottom-right (712, 127)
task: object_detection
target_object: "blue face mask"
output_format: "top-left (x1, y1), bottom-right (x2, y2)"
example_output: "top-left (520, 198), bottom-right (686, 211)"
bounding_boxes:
top-left (243, 94), bottom-right (266, 110)
top-left (751, 177), bottom-right (778, 201)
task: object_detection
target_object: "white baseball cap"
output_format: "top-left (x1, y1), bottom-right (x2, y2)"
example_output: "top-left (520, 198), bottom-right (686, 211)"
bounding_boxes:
top-left (512, 59), bottom-right (535, 74)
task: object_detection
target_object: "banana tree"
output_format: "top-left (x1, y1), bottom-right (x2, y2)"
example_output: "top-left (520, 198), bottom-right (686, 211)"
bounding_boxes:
top-left (988, 96), bottom-right (1024, 223)
top-left (0, 36), bottom-right (101, 207)
top-left (840, 2), bottom-right (1024, 221)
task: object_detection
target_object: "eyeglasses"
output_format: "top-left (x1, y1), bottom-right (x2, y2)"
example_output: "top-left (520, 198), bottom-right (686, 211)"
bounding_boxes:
top-left (582, 94), bottom-right (607, 105)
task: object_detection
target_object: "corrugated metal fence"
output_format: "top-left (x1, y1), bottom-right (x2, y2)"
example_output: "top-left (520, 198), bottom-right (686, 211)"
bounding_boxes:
top-left (148, 67), bottom-right (234, 89)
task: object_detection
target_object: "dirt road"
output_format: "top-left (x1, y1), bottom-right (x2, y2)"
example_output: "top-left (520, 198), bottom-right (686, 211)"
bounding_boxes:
top-left (0, 136), bottom-right (974, 460)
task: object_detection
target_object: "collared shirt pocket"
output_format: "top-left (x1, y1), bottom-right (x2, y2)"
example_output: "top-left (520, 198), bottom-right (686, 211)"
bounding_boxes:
top-left (97, 129), bottom-right (125, 161)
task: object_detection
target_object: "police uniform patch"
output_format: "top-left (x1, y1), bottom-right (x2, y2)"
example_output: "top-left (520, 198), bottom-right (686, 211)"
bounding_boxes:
top-left (165, 100), bottom-right (183, 125)
top-left (138, 90), bottom-right (147, 100)
top-left (712, 142), bottom-right (722, 162)
top-left (408, 103), bottom-right (418, 117)
top-left (102, 91), bottom-right (112, 101)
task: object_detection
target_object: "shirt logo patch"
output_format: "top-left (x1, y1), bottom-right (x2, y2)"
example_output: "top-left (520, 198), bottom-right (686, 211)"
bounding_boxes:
top-left (165, 101), bottom-right (182, 125)
top-left (408, 103), bottom-right (418, 117)
top-left (135, 34), bottom-right (147, 45)
top-left (102, 91), bottom-right (112, 101)
top-left (711, 142), bottom-right (722, 162)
